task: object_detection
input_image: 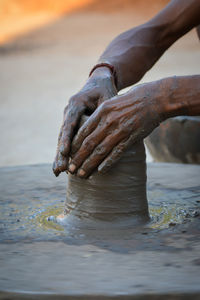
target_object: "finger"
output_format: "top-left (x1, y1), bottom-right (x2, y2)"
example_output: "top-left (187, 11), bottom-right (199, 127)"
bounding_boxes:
top-left (76, 132), bottom-right (123, 178)
top-left (52, 151), bottom-right (68, 177)
top-left (98, 132), bottom-right (138, 174)
top-left (53, 123), bottom-right (65, 176)
top-left (68, 124), bottom-right (107, 173)
top-left (60, 103), bottom-right (85, 157)
top-left (70, 108), bottom-right (102, 155)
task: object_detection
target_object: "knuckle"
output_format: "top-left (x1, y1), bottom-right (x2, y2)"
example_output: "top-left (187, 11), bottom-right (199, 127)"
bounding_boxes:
top-left (120, 122), bottom-right (132, 135)
top-left (62, 119), bottom-right (76, 131)
top-left (71, 138), bottom-right (79, 152)
top-left (95, 145), bottom-right (107, 156)
top-left (83, 138), bottom-right (95, 152)
top-left (100, 102), bottom-right (109, 114)
top-left (69, 93), bottom-right (80, 103)
top-left (120, 127), bottom-right (130, 136)
top-left (68, 102), bottom-right (85, 119)
top-left (69, 93), bottom-right (85, 108)
top-left (76, 127), bottom-right (86, 139)
top-left (73, 152), bottom-right (85, 167)
top-left (70, 121), bottom-right (77, 129)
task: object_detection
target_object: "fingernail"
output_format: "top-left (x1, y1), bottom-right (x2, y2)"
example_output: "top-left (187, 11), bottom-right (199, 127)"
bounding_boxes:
top-left (53, 169), bottom-right (60, 177)
top-left (78, 169), bottom-right (86, 177)
top-left (69, 163), bottom-right (76, 173)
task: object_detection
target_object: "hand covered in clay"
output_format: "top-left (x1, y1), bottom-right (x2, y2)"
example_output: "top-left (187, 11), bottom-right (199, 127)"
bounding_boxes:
top-left (69, 82), bottom-right (163, 178)
top-left (53, 67), bottom-right (117, 176)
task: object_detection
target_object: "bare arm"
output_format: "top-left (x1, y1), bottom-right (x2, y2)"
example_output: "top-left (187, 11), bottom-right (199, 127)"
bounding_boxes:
top-left (53, 0), bottom-right (200, 177)
top-left (99, 0), bottom-right (200, 90)
top-left (69, 75), bottom-right (200, 177)
top-left (158, 75), bottom-right (200, 118)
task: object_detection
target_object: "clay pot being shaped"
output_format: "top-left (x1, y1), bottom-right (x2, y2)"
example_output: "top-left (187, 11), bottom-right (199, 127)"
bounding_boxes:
top-left (62, 116), bottom-right (149, 230)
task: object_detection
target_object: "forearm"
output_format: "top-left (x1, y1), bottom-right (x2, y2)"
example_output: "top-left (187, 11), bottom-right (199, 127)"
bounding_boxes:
top-left (98, 0), bottom-right (200, 90)
top-left (68, 74), bottom-right (199, 177)
top-left (155, 75), bottom-right (200, 119)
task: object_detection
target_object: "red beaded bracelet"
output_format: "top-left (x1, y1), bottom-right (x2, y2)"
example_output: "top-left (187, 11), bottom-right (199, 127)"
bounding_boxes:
top-left (89, 63), bottom-right (118, 87)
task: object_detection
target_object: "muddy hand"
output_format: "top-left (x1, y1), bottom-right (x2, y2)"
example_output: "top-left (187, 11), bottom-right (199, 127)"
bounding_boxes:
top-left (69, 82), bottom-right (163, 178)
top-left (53, 67), bottom-right (117, 177)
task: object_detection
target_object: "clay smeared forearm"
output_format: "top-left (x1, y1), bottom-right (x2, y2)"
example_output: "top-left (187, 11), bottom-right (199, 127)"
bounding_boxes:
top-left (53, 0), bottom-right (200, 177)
top-left (157, 75), bottom-right (200, 119)
top-left (69, 75), bottom-right (200, 177)
top-left (98, 0), bottom-right (200, 90)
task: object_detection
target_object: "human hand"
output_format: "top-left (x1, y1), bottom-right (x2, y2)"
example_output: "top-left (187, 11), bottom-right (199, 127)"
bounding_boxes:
top-left (53, 67), bottom-right (117, 176)
top-left (69, 82), bottom-right (163, 178)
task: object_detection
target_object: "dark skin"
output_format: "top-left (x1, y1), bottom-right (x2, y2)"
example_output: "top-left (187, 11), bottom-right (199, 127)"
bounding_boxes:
top-left (53, 0), bottom-right (200, 178)
top-left (53, 67), bottom-right (117, 175)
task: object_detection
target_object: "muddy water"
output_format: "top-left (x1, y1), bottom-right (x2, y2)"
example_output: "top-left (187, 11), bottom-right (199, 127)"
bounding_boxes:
top-left (1, 163), bottom-right (200, 297)
top-left (0, 187), bottom-right (199, 243)
top-left (0, 163), bottom-right (199, 243)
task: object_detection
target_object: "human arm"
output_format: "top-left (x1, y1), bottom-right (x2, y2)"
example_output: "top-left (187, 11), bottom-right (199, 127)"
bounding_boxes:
top-left (69, 75), bottom-right (200, 177)
top-left (99, 0), bottom-right (200, 90)
top-left (53, 67), bottom-right (117, 176)
top-left (53, 0), bottom-right (200, 176)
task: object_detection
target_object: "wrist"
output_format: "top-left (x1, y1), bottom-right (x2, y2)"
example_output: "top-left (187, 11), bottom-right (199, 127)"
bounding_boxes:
top-left (89, 63), bottom-right (118, 89)
top-left (153, 77), bottom-right (189, 121)
top-left (90, 66), bottom-right (113, 79)
top-left (138, 80), bottom-right (168, 123)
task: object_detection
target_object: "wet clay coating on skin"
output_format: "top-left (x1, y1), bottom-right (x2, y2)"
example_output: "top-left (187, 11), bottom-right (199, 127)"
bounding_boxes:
top-left (61, 116), bottom-right (149, 229)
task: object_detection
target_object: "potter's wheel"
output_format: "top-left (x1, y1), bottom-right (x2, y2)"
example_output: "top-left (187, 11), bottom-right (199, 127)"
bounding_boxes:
top-left (0, 163), bottom-right (200, 299)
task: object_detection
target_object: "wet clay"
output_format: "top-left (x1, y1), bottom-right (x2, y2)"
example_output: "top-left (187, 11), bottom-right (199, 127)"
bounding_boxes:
top-left (60, 117), bottom-right (149, 229)
top-left (1, 163), bottom-right (200, 298)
